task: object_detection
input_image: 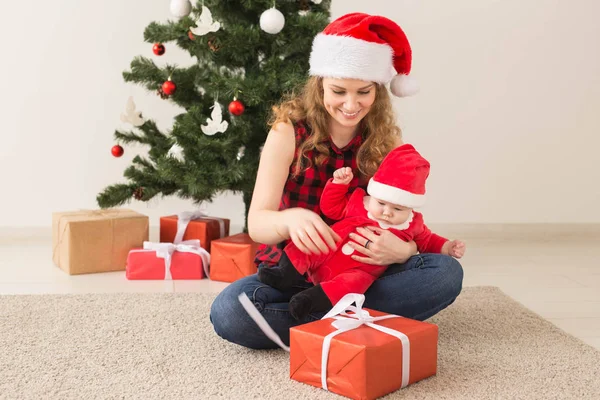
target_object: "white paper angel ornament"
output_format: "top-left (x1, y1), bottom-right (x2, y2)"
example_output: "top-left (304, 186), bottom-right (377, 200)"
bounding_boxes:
top-left (190, 6), bottom-right (221, 36)
top-left (120, 96), bottom-right (144, 126)
top-left (201, 101), bottom-right (228, 136)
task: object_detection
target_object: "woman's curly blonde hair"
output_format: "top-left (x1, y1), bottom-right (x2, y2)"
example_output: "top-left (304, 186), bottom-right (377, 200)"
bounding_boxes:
top-left (268, 76), bottom-right (401, 180)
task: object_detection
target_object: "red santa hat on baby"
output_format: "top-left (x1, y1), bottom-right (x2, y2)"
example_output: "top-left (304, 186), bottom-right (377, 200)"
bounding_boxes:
top-left (367, 144), bottom-right (430, 208)
top-left (309, 13), bottom-right (418, 97)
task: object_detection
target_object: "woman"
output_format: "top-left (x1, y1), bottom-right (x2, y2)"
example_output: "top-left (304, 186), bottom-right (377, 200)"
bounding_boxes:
top-left (210, 12), bottom-right (463, 349)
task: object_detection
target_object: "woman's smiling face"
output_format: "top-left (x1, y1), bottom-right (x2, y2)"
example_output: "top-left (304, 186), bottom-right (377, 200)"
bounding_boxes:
top-left (322, 78), bottom-right (377, 129)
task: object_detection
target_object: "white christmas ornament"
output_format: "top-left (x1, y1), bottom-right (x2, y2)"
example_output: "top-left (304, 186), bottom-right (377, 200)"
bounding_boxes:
top-left (311, 0), bottom-right (323, 3)
top-left (218, 66), bottom-right (246, 79)
top-left (257, 52), bottom-right (266, 69)
top-left (236, 146), bottom-right (245, 161)
top-left (168, 143), bottom-right (185, 161)
top-left (190, 6), bottom-right (221, 36)
top-left (260, 8), bottom-right (285, 34)
top-left (120, 96), bottom-right (144, 126)
top-left (170, 0), bottom-right (192, 18)
top-left (201, 101), bottom-right (228, 136)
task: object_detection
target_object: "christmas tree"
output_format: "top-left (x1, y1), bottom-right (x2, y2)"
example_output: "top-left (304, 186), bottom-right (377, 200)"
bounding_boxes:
top-left (97, 0), bottom-right (331, 229)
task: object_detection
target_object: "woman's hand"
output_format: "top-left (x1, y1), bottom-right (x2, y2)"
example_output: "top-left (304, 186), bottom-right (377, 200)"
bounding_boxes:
top-left (281, 208), bottom-right (342, 255)
top-left (346, 226), bottom-right (417, 265)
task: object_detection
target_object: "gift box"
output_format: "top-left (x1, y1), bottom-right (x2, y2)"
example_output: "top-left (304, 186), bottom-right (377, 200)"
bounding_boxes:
top-left (52, 209), bottom-right (149, 275)
top-left (126, 240), bottom-right (210, 280)
top-left (159, 211), bottom-right (229, 252)
top-left (289, 294), bottom-right (438, 400)
top-left (209, 233), bottom-right (259, 282)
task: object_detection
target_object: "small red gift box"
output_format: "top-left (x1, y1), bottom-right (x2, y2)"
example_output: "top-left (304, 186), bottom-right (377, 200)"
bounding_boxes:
top-left (126, 240), bottom-right (209, 280)
top-left (160, 211), bottom-right (229, 252)
top-left (209, 233), bottom-right (259, 282)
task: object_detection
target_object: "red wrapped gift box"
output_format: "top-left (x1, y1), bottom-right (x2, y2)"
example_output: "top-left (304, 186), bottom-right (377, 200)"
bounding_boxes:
top-left (237, 293), bottom-right (438, 400)
top-left (210, 233), bottom-right (259, 282)
top-left (290, 294), bottom-right (438, 400)
top-left (126, 240), bottom-right (209, 280)
top-left (160, 211), bottom-right (229, 252)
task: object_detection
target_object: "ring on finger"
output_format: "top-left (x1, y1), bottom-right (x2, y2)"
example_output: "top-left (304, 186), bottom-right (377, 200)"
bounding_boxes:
top-left (365, 239), bottom-right (372, 249)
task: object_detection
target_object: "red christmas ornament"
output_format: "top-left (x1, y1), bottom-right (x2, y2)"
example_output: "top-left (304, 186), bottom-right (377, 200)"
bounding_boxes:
top-left (111, 145), bottom-right (124, 157)
top-left (162, 79), bottom-right (177, 96)
top-left (152, 43), bottom-right (165, 56)
top-left (228, 99), bottom-right (245, 116)
top-left (188, 30), bottom-right (196, 41)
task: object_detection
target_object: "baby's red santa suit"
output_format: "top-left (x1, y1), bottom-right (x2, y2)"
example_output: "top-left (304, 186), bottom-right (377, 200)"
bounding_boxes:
top-left (284, 144), bottom-right (449, 305)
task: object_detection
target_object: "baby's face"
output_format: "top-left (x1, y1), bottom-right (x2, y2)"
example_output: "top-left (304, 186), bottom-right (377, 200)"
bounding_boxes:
top-left (367, 197), bottom-right (412, 226)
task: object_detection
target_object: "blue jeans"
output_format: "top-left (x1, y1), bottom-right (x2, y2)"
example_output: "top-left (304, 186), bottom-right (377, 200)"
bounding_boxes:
top-left (209, 253), bottom-right (463, 349)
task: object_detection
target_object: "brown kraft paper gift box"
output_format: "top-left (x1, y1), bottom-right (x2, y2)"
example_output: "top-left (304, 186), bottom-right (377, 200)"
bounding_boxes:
top-left (209, 233), bottom-right (259, 282)
top-left (52, 209), bottom-right (149, 275)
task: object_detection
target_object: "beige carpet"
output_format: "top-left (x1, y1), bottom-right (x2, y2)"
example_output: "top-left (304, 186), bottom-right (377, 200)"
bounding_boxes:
top-left (1, 287), bottom-right (599, 400)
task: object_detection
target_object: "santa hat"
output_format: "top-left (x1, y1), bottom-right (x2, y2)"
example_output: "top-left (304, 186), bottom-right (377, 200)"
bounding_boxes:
top-left (367, 144), bottom-right (430, 208)
top-left (309, 13), bottom-right (418, 97)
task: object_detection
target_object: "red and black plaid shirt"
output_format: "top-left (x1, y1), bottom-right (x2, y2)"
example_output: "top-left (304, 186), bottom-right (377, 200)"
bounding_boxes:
top-left (254, 120), bottom-right (366, 266)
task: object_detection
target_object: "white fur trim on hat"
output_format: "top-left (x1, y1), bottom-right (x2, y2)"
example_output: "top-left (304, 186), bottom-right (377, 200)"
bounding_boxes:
top-left (309, 33), bottom-right (395, 83)
top-left (367, 178), bottom-right (426, 208)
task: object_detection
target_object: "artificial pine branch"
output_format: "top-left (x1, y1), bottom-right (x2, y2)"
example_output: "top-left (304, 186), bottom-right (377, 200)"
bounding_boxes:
top-left (144, 20), bottom-right (191, 43)
top-left (97, 184), bottom-right (138, 208)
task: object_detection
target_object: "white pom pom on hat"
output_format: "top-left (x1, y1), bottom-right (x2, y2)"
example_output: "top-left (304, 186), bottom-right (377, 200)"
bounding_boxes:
top-left (309, 13), bottom-right (418, 97)
top-left (390, 74), bottom-right (419, 97)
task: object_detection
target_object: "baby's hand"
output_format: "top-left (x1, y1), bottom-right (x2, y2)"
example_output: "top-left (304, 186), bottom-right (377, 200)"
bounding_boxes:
top-left (332, 167), bottom-right (353, 185)
top-left (446, 240), bottom-right (466, 259)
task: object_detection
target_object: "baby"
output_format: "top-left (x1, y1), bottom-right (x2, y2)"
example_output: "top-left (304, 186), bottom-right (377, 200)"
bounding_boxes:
top-left (258, 144), bottom-right (466, 320)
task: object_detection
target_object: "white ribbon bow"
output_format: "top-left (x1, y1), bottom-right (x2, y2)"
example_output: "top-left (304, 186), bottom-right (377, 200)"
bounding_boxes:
top-left (143, 239), bottom-right (210, 280)
top-left (175, 210), bottom-right (226, 244)
top-left (238, 292), bottom-right (411, 392)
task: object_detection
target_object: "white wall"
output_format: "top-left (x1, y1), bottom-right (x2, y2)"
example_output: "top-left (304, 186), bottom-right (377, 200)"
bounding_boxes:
top-left (1, 0), bottom-right (599, 228)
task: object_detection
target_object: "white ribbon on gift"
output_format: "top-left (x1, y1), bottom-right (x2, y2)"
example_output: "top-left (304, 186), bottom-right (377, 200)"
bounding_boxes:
top-left (142, 239), bottom-right (210, 280)
top-left (238, 292), bottom-right (410, 392)
top-left (320, 293), bottom-right (410, 391)
top-left (174, 210), bottom-right (226, 244)
top-left (238, 293), bottom-right (291, 351)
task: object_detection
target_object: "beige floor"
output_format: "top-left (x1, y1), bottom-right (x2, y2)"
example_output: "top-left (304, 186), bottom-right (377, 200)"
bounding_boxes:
top-left (1, 228), bottom-right (598, 351)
